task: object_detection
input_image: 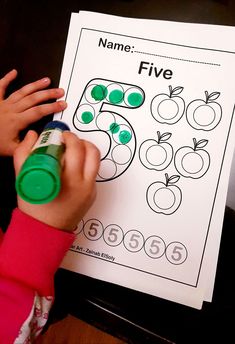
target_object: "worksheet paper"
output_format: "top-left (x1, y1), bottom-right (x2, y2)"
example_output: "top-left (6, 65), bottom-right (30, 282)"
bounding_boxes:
top-left (55, 11), bottom-right (235, 309)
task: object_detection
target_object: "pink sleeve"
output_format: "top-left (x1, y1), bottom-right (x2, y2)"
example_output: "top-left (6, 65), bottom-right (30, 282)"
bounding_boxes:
top-left (0, 208), bottom-right (75, 343)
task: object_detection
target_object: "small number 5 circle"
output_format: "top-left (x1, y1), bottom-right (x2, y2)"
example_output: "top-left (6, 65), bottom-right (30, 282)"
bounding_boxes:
top-left (103, 224), bottom-right (124, 247)
top-left (165, 242), bottom-right (188, 265)
top-left (123, 230), bottom-right (144, 253)
top-left (83, 219), bottom-right (104, 241)
top-left (144, 235), bottom-right (166, 259)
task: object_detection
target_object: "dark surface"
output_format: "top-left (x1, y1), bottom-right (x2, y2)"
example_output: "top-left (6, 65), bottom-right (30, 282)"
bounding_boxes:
top-left (1, 1), bottom-right (235, 343)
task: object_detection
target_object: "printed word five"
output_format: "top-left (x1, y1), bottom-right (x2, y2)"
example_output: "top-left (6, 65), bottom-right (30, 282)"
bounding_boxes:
top-left (138, 61), bottom-right (173, 79)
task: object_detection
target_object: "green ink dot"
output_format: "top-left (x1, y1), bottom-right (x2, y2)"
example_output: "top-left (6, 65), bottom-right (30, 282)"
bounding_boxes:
top-left (109, 122), bottom-right (120, 134)
top-left (81, 111), bottom-right (94, 124)
top-left (91, 85), bottom-right (108, 101)
top-left (119, 130), bottom-right (132, 144)
top-left (109, 89), bottom-right (124, 104)
top-left (127, 92), bottom-right (143, 107)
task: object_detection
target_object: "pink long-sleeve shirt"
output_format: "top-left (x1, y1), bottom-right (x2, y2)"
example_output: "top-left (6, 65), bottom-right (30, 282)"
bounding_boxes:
top-left (0, 208), bottom-right (75, 343)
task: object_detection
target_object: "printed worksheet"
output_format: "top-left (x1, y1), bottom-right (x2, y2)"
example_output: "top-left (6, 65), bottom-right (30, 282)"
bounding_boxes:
top-left (55, 11), bottom-right (235, 309)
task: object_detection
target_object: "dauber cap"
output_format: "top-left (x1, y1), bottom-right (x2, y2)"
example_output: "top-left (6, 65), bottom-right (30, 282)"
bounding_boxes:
top-left (15, 154), bottom-right (61, 204)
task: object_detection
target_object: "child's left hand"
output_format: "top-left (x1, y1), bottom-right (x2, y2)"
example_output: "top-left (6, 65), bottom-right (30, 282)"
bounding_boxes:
top-left (0, 69), bottom-right (67, 156)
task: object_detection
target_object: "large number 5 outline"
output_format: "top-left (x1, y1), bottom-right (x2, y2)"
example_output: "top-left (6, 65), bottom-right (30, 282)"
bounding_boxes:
top-left (73, 78), bottom-right (145, 182)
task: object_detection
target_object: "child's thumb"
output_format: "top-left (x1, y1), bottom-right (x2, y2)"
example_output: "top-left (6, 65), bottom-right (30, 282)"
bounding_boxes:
top-left (13, 130), bottom-right (38, 175)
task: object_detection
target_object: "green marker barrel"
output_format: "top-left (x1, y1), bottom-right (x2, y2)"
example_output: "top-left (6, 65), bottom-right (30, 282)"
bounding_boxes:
top-left (15, 120), bottom-right (70, 204)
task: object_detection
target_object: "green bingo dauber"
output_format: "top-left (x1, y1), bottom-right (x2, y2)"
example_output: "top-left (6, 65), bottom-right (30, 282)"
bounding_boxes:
top-left (15, 120), bottom-right (70, 204)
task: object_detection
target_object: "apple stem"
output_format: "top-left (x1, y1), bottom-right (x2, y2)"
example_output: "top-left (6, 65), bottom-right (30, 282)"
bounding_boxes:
top-left (165, 173), bottom-right (169, 186)
top-left (193, 138), bottom-right (197, 150)
top-left (205, 91), bottom-right (209, 103)
top-left (157, 131), bottom-right (161, 143)
top-left (169, 85), bottom-right (172, 97)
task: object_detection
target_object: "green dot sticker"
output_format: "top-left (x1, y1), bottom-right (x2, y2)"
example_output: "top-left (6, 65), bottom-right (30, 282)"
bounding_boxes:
top-left (81, 111), bottom-right (94, 124)
top-left (127, 92), bottom-right (143, 107)
top-left (91, 85), bottom-right (108, 101)
top-left (119, 130), bottom-right (132, 144)
top-left (109, 89), bottom-right (124, 104)
top-left (109, 122), bottom-right (120, 134)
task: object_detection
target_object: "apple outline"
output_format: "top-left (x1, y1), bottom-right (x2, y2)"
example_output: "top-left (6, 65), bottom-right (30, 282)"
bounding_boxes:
top-left (146, 173), bottom-right (182, 215)
top-left (150, 85), bottom-right (185, 125)
top-left (174, 138), bottom-right (210, 179)
top-left (186, 91), bottom-right (222, 131)
top-left (139, 131), bottom-right (173, 171)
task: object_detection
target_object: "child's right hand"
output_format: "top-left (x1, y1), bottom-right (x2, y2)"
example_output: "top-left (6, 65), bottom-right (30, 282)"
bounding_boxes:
top-left (13, 130), bottom-right (101, 231)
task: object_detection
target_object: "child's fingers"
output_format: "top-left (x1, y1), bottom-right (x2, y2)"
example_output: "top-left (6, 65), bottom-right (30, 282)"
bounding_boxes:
top-left (7, 77), bottom-right (51, 103)
top-left (18, 101), bottom-right (67, 129)
top-left (62, 132), bottom-right (100, 182)
top-left (0, 69), bottom-right (18, 100)
top-left (14, 88), bottom-right (65, 112)
top-left (13, 130), bottom-right (38, 175)
top-left (83, 141), bottom-right (101, 181)
top-left (62, 131), bottom-right (86, 180)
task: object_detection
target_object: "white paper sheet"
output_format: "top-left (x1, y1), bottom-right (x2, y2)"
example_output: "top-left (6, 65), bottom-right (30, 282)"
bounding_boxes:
top-left (55, 11), bottom-right (235, 309)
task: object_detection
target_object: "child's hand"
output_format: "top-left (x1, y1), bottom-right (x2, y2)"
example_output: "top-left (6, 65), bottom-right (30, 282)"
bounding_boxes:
top-left (0, 69), bottom-right (67, 156)
top-left (13, 130), bottom-right (100, 231)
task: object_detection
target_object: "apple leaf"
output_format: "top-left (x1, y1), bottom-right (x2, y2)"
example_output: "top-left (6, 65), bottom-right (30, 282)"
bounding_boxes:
top-left (205, 91), bottom-right (220, 102)
top-left (196, 139), bottom-right (208, 149)
top-left (165, 173), bottom-right (180, 185)
top-left (168, 175), bottom-right (180, 183)
top-left (160, 132), bottom-right (172, 141)
top-left (170, 86), bottom-right (184, 96)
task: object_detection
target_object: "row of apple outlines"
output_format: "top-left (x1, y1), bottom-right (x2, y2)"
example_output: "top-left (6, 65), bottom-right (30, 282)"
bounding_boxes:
top-left (151, 86), bottom-right (222, 131)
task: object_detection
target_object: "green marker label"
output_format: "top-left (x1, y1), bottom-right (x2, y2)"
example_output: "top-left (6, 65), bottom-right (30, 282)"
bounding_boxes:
top-left (33, 128), bottom-right (63, 149)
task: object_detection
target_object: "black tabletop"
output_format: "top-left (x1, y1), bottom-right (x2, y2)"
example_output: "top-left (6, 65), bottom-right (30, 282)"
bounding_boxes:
top-left (1, 1), bottom-right (235, 343)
